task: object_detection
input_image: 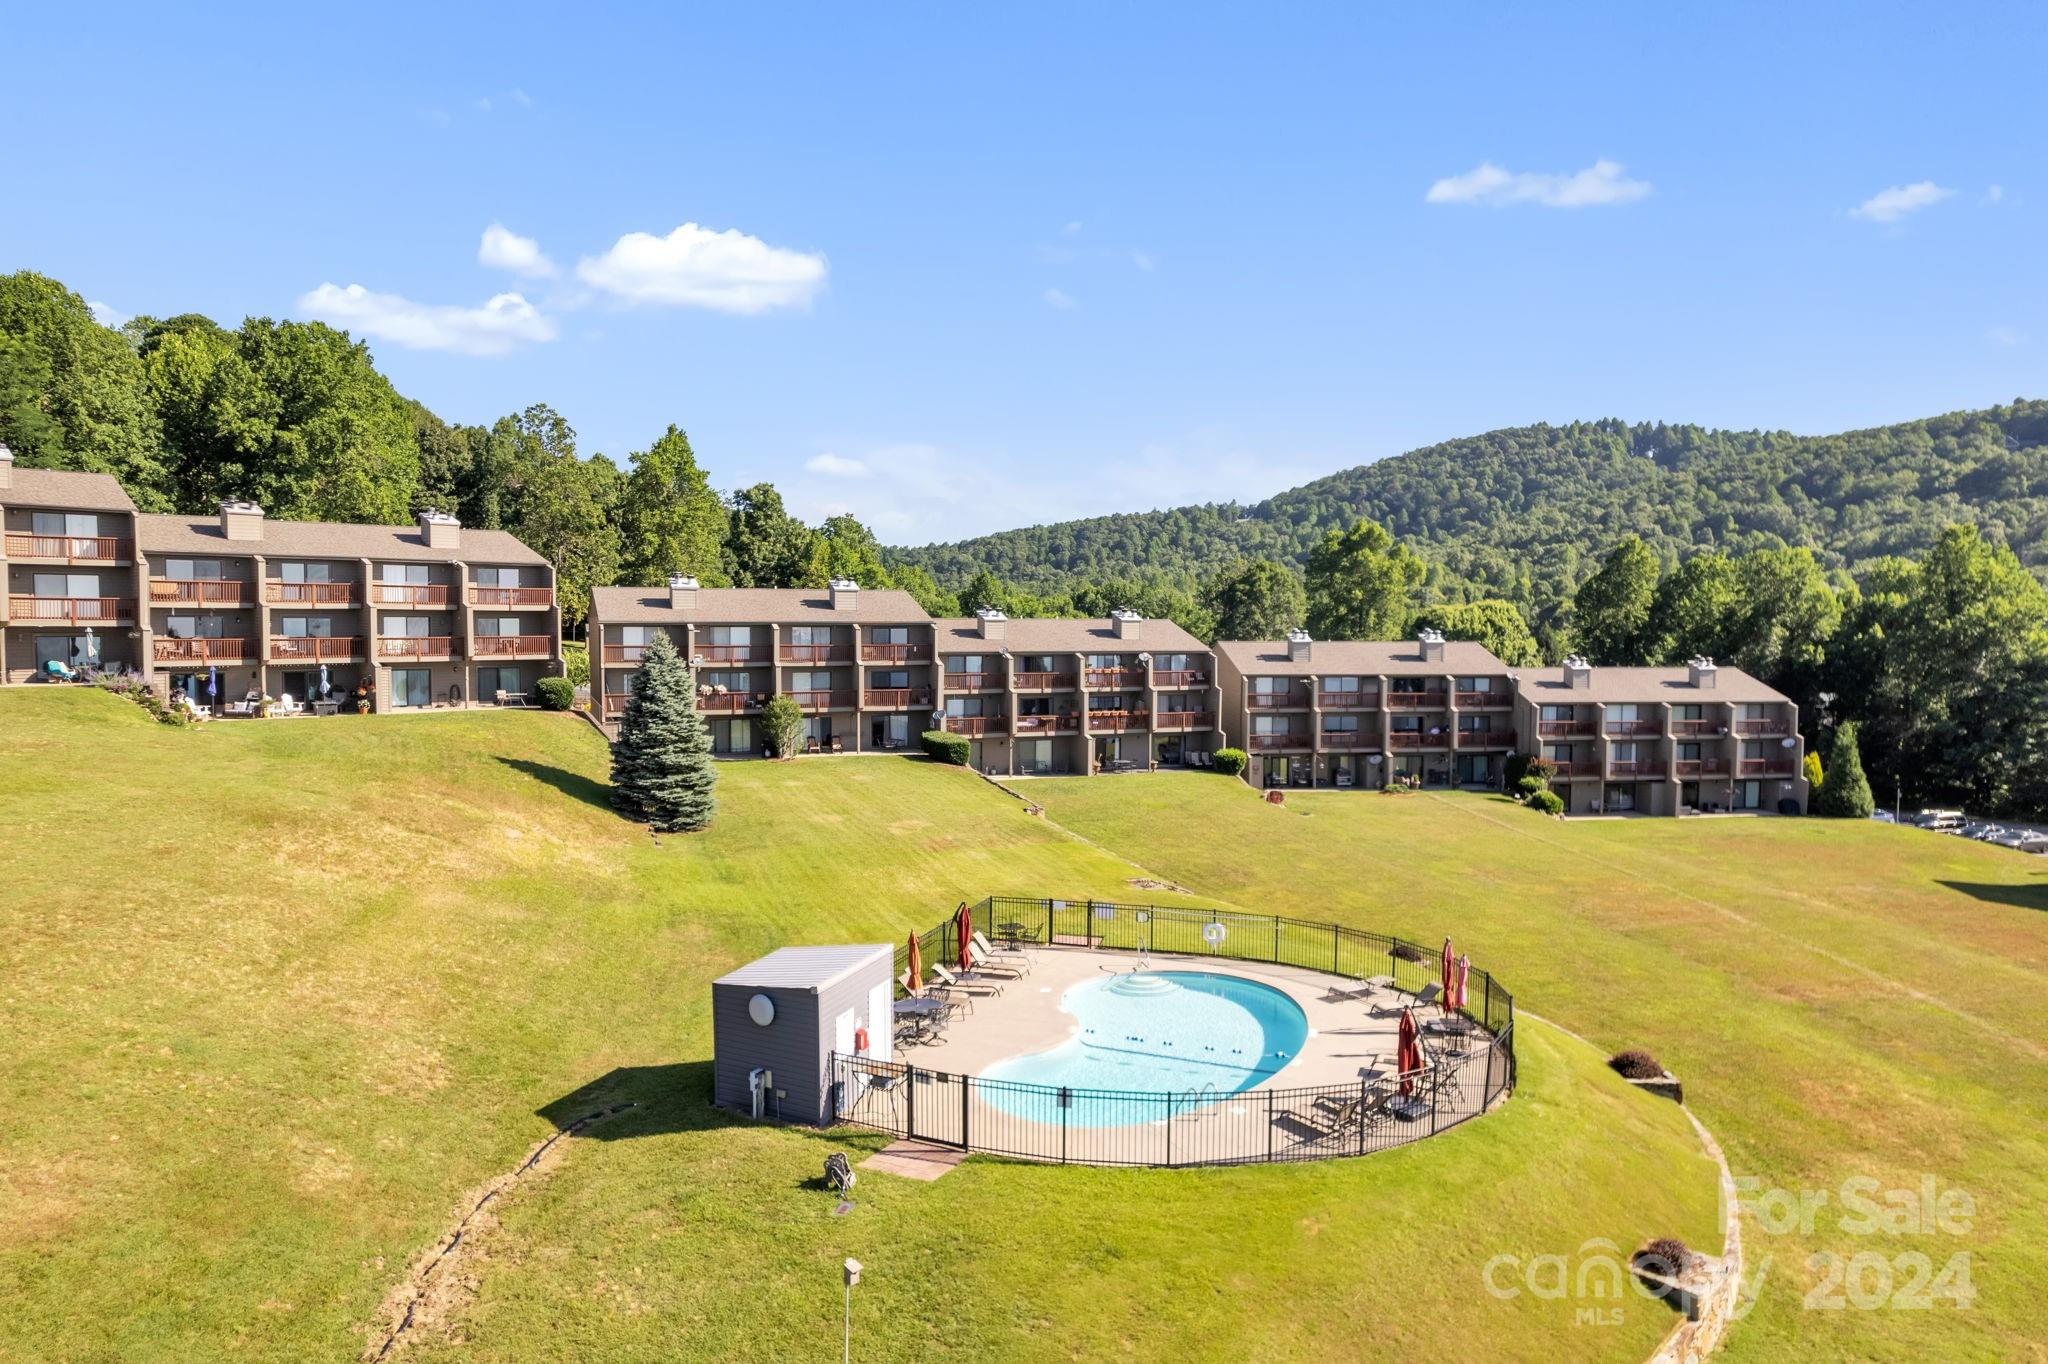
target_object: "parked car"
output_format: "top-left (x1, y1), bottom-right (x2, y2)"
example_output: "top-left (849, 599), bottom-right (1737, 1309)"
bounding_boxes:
top-left (1915, 809), bottom-right (1966, 830)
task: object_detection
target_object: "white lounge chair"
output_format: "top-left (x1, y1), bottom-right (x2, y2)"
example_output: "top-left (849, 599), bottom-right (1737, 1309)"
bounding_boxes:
top-left (970, 930), bottom-right (1032, 974)
top-left (931, 962), bottom-right (1003, 996)
top-left (272, 694), bottom-right (304, 717)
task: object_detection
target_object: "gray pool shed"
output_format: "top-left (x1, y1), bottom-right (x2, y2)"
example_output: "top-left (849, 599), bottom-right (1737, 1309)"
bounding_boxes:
top-left (711, 943), bottom-right (896, 1126)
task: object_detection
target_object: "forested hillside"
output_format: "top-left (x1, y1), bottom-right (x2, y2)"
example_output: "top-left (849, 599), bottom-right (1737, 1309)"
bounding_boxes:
top-left (891, 406), bottom-right (2048, 614)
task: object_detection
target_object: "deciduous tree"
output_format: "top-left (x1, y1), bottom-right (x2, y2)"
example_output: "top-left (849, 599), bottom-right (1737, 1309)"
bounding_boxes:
top-left (1202, 558), bottom-right (1307, 642)
top-left (616, 424), bottom-right (727, 587)
top-left (1304, 519), bottom-right (1424, 641)
top-left (1572, 536), bottom-right (1660, 663)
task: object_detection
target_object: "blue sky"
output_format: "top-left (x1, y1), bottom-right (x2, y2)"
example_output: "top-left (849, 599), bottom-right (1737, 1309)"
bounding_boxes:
top-left (4, 3), bottom-right (2041, 542)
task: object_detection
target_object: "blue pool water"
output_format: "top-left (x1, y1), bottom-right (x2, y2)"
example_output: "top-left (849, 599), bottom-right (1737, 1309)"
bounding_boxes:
top-left (980, 971), bottom-right (1310, 1127)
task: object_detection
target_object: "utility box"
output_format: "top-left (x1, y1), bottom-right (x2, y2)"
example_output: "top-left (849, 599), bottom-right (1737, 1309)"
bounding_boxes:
top-left (711, 943), bottom-right (895, 1126)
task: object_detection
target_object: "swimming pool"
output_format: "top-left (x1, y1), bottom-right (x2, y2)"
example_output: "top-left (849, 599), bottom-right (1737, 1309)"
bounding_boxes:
top-left (979, 971), bottom-right (1310, 1127)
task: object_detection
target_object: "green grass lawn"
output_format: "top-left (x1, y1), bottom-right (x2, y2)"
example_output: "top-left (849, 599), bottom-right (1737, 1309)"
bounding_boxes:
top-left (1029, 774), bottom-right (2048, 1362)
top-left (0, 689), bottom-right (1719, 1363)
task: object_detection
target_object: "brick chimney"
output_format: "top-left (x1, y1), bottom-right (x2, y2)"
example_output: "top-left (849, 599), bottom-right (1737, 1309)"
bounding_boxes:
top-left (1418, 627), bottom-right (1446, 663)
top-left (220, 499), bottom-right (266, 542)
top-left (1564, 655), bottom-right (1593, 690)
top-left (1687, 656), bottom-right (1718, 690)
top-left (668, 574), bottom-right (698, 610)
top-left (417, 508), bottom-right (460, 550)
top-left (1286, 627), bottom-right (1312, 663)
top-left (0, 440), bottom-right (13, 491)
top-left (1110, 608), bottom-right (1143, 640)
top-left (976, 606), bottom-right (1007, 641)
top-left (829, 578), bottom-right (859, 612)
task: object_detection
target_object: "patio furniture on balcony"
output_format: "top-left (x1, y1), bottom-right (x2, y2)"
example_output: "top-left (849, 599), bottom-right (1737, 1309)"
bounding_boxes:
top-left (268, 635), bottom-right (362, 661)
top-left (788, 689), bottom-right (856, 710)
top-left (1454, 690), bottom-right (1512, 708)
top-left (1011, 713), bottom-right (1080, 733)
top-left (265, 582), bottom-right (357, 606)
top-left (1536, 719), bottom-right (1596, 738)
top-left (1317, 690), bottom-right (1379, 709)
top-left (1085, 710), bottom-right (1150, 732)
top-left (471, 634), bottom-right (552, 658)
top-left (1011, 671), bottom-right (1077, 690)
top-left (376, 636), bottom-right (458, 660)
top-left (1152, 710), bottom-right (1214, 730)
top-left (863, 687), bottom-right (933, 709)
top-left (1084, 667), bottom-right (1147, 688)
top-left (8, 595), bottom-right (133, 622)
top-left (467, 585), bottom-right (554, 607)
top-left (860, 642), bottom-right (932, 662)
top-left (149, 579), bottom-right (251, 605)
top-left (1386, 690), bottom-right (1448, 710)
top-left (3, 533), bottom-right (132, 562)
top-left (1247, 691), bottom-right (1308, 709)
top-left (153, 636), bottom-right (251, 663)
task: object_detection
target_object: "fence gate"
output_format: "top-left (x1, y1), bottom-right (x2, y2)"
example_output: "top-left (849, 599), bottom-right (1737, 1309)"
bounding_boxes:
top-left (907, 1066), bottom-right (969, 1149)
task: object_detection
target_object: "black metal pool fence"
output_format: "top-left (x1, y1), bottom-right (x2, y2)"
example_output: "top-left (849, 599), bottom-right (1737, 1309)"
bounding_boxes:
top-left (832, 895), bottom-right (1517, 1167)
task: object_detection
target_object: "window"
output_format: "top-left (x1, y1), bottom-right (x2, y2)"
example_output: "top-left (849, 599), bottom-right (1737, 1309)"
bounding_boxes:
top-left (1546, 744), bottom-right (1572, 763)
top-left (1609, 703), bottom-right (1640, 722)
top-left (479, 665), bottom-right (523, 699)
top-left (1391, 675), bottom-right (1428, 691)
top-left (163, 614), bottom-right (226, 639)
top-left (381, 563), bottom-right (430, 585)
top-left (729, 719), bottom-right (755, 752)
top-left (1390, 715), bottom-right (1422, 733)
top-left (390, 668), bottom-right (431, 708)
top-left (1321, 714), bottom-right (1360, 733)
top-left (620, 626), bottom-right (656, 644)
top-left (280, 616), bottom-right (332, 638)
top-left (1156, 653), bottom-right (1194, 671)
top-left (475, 616), bottom-right (521, 637)
top-left (871, 670), bottom-right (910, 689)
top-left (384, 615), bottom-right (431, 638)
top-left (1672, 704), bottom-right (1703, 721)
top-left (1089, 694), bottom-right (1133, 713)
top-left (956, 654), bottom-right (986, 673)
top-left (945, 697), bottom-right (988, 717)
top-left (33, 572), bottom-right (99, 597)
top-left (1541, 704), bottom-right (1574, 721)
top-left (475, 566), bottom-right (519, 586)
top-left (1323, 676), bottom-right (1360, 693)
top-left (1159, 693), bottom-right (1202, 714)
top-left (31, 511), bottom-right (99, 536)
top-left (1678, 742), bottom-right (1701, 761)
top-left (787, 625), bottom-right (824, 645)
top-left (1251, 715), bottom-right (1290, 735)
top-left (1741, 703), bottom-right (1770, 720)
top-left (788, 670), bottom-right (835, 693)
top-left (165, 558), bottom-right (224, 581)
top-left (1251, 676), bottom-right (1291, 694)
top-left (868, 626), bottom-right (910, 645)
top-left (1086, 653), bottom-right (1125, 669)
top-left (35, 636), bottom-right (96, 669)
top-left (1457, 676), bottom-right (1495, 694)
top-left (1611, 741), bottom-right (1638, 763)
top-left (701, 670), bottom-right (750, 691)
top-left (1604, 784), bottom-right (1637, 812)
top-left (281, 562), bottom-right (333, 583)
top-left (1020, 654), bottom-right (1059, 673)
top-left (1457, 714), bottom-right (1493, 732)
top-left (703, 625), bottom-right (748, 646)
top-left (1017, 739), bottom-right (1054, 774)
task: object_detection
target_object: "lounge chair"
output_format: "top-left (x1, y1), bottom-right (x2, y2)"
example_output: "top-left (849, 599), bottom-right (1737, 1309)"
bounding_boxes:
top-left (223, 697), bottom-right (260, 718)
top-left (272, 695), bottom-right (304, 717)
top-left (900, 970), bottom-right (972, 1018)
top-left (931, 962), bottom-right (1003, 996)
top-left (1369, 982), bottom-right (1441, 1017)
top-left (970, 930), bottom-right (1032, 973)
top-left (495, 688), bottom-right (534, 709)
top-left (960, 944), bottom-right (1026, 979)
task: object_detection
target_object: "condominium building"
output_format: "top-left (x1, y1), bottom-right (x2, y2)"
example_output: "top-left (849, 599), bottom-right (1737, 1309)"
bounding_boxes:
top-left (1514, 656), bottom-right (1808, 816)
top-left (590, 580), bottom-right (1220, 772)
top-left (1216, 629), bottom-right (1518, 790)
top-left (1, 445), bottom-right (563, 708)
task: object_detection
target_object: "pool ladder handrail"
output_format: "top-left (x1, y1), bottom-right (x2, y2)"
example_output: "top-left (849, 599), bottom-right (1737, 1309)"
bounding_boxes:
top-left (1171, 1081), bottom-right (1223, 1121)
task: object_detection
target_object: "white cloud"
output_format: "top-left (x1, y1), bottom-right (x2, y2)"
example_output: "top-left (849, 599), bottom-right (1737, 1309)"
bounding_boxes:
top-left (86, 300), bottom-right (128, 328)
top-left (474, 96), bottom-right (493, 113)
top-left (1850, 181), bottom-right (1954, 223)
top-left (804, 452), bottom-right (870, 477)
top-left (1425, 158), bottom-right (1652, 208)
top-left (1062, 220), bottom-right (1083, 235)
top-left (479, 222), bottom-right (558, 279)
top-left (296, 283), bottom-right (556, 356)
top-left (1131, 250), bottom-right (1156, 271)
top-left (575, 222), bottom-right (827, 313)
top-left (1988, 325), bottom-right (2025, 347)
top-left (1985, 184), bottom-right (2005, 204)
top-left (509, 87), bottom-right (533, 108)
top-left (1042, 287), bottom-right (1077, 310)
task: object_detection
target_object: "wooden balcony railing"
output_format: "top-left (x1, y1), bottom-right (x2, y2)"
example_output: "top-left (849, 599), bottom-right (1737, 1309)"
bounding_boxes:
top-left (1248, 691), bottom-right (1308, 709)
top-left (1605, 719), bottom-right (1662, 736)
top-left (1738, 759), bottom-right (1798, 778)
top-left (8, 595), bottom-right (131, 622)
top-left (1086, 710), bottom-right (1151, 732)
top-left (1085, 668), bottom-right (1147, 689)
top-left (1549, 760), bottom-right (1596, 778)
top-left (863, 688), bottom-right (932, 709)
top-left (778, 644), bottom-right (851, 663)
top-left (1151, 710), bottom-right (1214, 731)
top-left (943, 672), bottom-right (998, 692)
top-left (696, 692), bottom-right (759, 713)
top-left (1317, 691), bottom-right (1379, 709)
top-left (1386, 690), bottom-right (1448, 710)
top-left (602, 693), bottom-right (629, 718)
top-left (1248, 732), bottom-right (1308, 750)
top-left (1012, 671), bottom-right (1077, 690)
top-left (603, 644), bottom-right (648, 665)
top-left (266, 582), bottom-right (357, 606)
top-left (1675, 758), bottom-right (1731, 778)
top-left (377, 636), bottom-right (458, 659)
top-left (268, 635), bottom-right (362, 660)
top-left (370, 584), bottom-right (449, 607)
top-left (943, 715), bottom-right (1008, 736)
top-left (860, 643), bottom-right (932, 663)
top-left (1670, 720), bottom-right (1730, 737)
top-left (150, 579), bottom-right (251, 605)
top-left (1734, 718), bottom-right (1791, 736)
top-left (1454, 689), bottom-right (1512, 708)
top-left (1151, 670), bottom-right (1209, 688)
top-left (1455, 729), bottom-right (1516, 749)
top-left (1013, 713), bottom-right (1081, 736)
top-left (471, 635), bottom-right (553, 658)
top-left (787, 689), bottom-right (856, 710)
top-left (1607, 760), bottom-right (1661, 779)
top-left (468, 585), bottom-right (554, 607)
top-left (1387, 730), bottom-right (1448, 749)
top-left (1536, 719), bottom-right (1595, 738)
top-left (1318, 729), bottom-right (1373, 749)
top-left (696, 644), bottom-right (757, 664)
top-left (153, 636), bottom-right (251, 662)
top-left (4, 533), bottom-right (131, 562)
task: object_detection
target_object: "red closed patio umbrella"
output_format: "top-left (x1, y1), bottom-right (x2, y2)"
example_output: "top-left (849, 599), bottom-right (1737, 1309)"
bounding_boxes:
top-left (906, 931), bottom-right (924, 994)
top-left (1397, 1007), bottom-right (1424, 1097)
top-left (1440, 937), bottom-right (1456, 1014)
top-left (955, 901), bottom-right (975, 970)
top-left (1454, 954), bottom-right (1471, 1013)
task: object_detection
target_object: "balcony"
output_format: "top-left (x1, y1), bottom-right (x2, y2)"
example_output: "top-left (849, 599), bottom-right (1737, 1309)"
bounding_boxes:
top-left (468, 585), bottom-right (554, 608)
top-left (1738, 759), bottom-right (1798, 778)
top-left (471, 634), bottom-right (553, 659)
top-left (1670, 719), bottom-right (1730, 738)
top-left (788, 689), bottom-right (856, 711)
top-left (778, 643), bottom-right (852, 663)
top-left (943, 714), bottom-right (1008, 736)
top-left (1386, 690), bottom-right (1448, 710)
top-left (697, 691), bottom-right (759, 714)
top-left (695, 643), bottom-right (757, 664)
top-left (1536, 719), bottom-right (1595, 738)
top-left (1605, 719), bottom-right (1662, 737)
top-left (10, 595), bottom-right (133, 623)
top-left (1317, 690), bottom-right (1380, 710)
top-left (1734, 718), bottom-right (1791, 737)
top-left (1549, 760), bottom-right (1597, 779)
top-left (1011, 713), bottom-right (1080, 735)
top-left (1675, 758), bottom-right (1731, 778)
top-left (1152, 710), bottom-right (1214, 731)
top-left (150, 579), bottom-right (251, 606)
top-left (1455, 689), bottom-right (1512, 708)
top-left (1318, 729), bottom-right (1374, 749)
top-left (1387, 730), bottom-right (1448, 749)
top-left (153, 636), bottom-right (252, 663)
top-left (1084, 667), bottom-right (1147, 689)
top-left (1151, 669), bottom-right (1209, 688)
top-left (1455, 729), bottom-right (1516, 750)
top-left (268, 635), bottom-right (362, 661)
top-left (1013, 671), bottom-right (1078, 691)
top-left (1248, 732), bottom-right (1309, 751)
top-left (1086, 710), bottom-right (1151, 732)
top-left (370, 583), bottom-right (450, 607)
top-left (1607, 759), bottom-right (1663, 779)
top-left (266, 582), bottom-right (357, 606)
top-left (4, 533), bottom-right (131, 563)
top-left (862, 687), bottom-right (933, 709)
top-left (377, 636), bottom-right (459, 660)
top-left (1247, 691), bottom-right (1309, 709)
top-left (860, 642), bottom-right (932, 663)
top-left (943, 672), bottom-right (999, 692)
top-left (602, 693), bottom-right (629, 719)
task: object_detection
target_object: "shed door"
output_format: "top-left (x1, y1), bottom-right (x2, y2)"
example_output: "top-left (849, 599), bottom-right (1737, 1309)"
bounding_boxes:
top-left (833, 1007), bottom-right (857, 1061)
top-left (867, 980), bottom-right (894, 1064)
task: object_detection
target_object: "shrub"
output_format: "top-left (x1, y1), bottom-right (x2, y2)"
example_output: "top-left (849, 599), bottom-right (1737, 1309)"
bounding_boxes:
top-left (1526, 789), bottom-right (1565, 816)
top-left (533, 676), bottom-right (575, 711)
top-left (1803, 749), bottom-right (1824, 790)
top-left (100, 677), bottom-right (190, 727)
top-left (761, 694), bottom-right (804, 757)
top-left (921, 730), bottom-right (970, 765)
top-left (1211, 747), bottom-right (1248, 777)
top-left (1814, 721), bottom-right (1874, 818)
top-left (1608, 1049), bottom-right (1665, 1080)
top-left (1504, 752), bottom-right (1533, 788)
top-left (1514, 774), bottom-right (1546, 799)
top-left (1390, 942), bottom-right (1427, 964)
top-left (561, 639), bottom-right (590, 688)
top-left (1633, 1238), bottom-right (1698, 1279)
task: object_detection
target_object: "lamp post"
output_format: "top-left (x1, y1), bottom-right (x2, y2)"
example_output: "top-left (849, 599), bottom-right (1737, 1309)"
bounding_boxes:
top-left (842, 1257), bottom-right (862, 1363)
